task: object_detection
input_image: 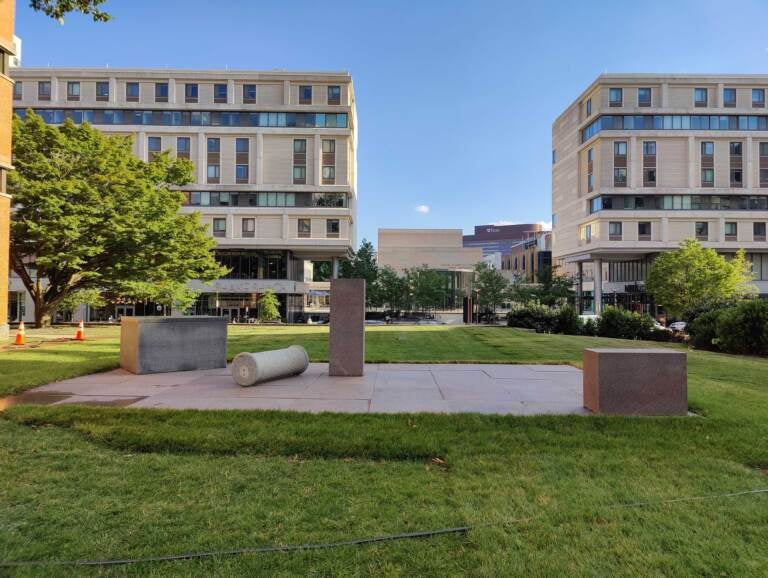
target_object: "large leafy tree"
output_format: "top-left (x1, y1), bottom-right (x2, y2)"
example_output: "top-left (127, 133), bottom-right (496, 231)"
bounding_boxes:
top-left (646, 239), bottom-right (755, 319)
top-left (473, 261), bottom-right (509, 322)
top-left (406, 267), bottom-right (445, 312)
top-left (30, 0), bottom-right (111, 22)
top-left (376, 266), bottom-right (408, 314)
top-left (258, 290), bottom-right (281, 322)
top-left (9, 112), bottom-right (227, 326)
top-left (340, 238), bottom-right (379, 307)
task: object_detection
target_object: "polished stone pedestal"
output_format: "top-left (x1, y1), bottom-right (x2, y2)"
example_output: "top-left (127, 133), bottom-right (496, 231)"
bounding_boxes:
top-left (329, 278), bottom-right (365, 376)
top-left (120, 316), bottom-right (227, 374)
top-left (583, 348), bottom-right (687, 415)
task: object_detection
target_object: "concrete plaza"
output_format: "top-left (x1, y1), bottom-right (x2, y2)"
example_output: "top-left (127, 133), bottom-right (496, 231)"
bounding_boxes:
top-left (12, 363), bottom-right (588, 415)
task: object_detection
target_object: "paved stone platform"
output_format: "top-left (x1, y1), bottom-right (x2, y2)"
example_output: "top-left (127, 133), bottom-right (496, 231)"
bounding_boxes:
top-left (20, 363), bottom-right (587, 415)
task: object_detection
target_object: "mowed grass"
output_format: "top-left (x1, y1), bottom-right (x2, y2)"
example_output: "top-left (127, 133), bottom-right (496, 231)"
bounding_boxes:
top-left (1, 325), bottom-right (768, 575)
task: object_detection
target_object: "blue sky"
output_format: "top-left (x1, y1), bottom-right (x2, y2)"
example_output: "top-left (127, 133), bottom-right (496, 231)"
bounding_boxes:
top-left (15, 0), bottom-right (768, 246)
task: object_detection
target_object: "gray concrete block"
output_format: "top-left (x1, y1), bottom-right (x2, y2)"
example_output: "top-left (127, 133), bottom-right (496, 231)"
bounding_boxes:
top-left (329, 278), bottom-right (365, 376)
top-left (120, 316), bottom-right (227, 374)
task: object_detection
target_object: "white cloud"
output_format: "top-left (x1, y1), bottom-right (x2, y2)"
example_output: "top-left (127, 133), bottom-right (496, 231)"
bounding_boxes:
top-left (414, 204), bottom-right (430, 214)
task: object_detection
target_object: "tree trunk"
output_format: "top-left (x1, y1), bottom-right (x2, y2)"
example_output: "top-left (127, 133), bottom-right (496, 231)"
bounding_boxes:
top-left (33, 294), bottom-right (52, 328)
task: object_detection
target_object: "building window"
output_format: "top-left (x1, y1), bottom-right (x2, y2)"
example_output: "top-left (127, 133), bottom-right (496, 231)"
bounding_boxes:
top-left (212, 218), bottom-right (226, 238)
top-left (723, 88), bottom-right (736, 107)
top-left (299, 85), bottom-right (312, 104)
top-left (298, 218), bottom-right (311, 238)
top-left (695, 221), bottom-right (709, 241)
top-left (694, 87), bottom-right (707, 107)
top-left (126, 82), bottom-right (140, 102)
top-left (587, 148), bottom-right (593, 162)
top-left (754, 222), bottom-right (766, 241)
top-left (38, 81), bottom-right (51, 101)
top-left (552, 149), bottom-right (556, 164)
top-left (730, 141), bottom-right (743, 188)
top-left (66, 81), bottom-right (80, 101)
top-left (207, 137), bottom-right (220, 184)
top-left (185, 83), bottom-right (198, 103)
top-left (235, 137), bottom-right (249, 184)
top-left (701, 168), bottom-right (714, 186)
top-left (147, 136), bottom-right (161, 160)
top-left (242, 218), bottom-right (255, 238)
top-left (327, 85), bottom-right (341, 105)
top-left (207, 138), bottom-right (220, 153)
top-left (644, 168), bottom-right (656, 186)
top-left (327, 219), bottom-right (340, 238)
top-left (585, 224), bottom-right (592, 243)
top-left (207, 165), bottom-right (220, 181)
top-left (643, 141), bottom-right (656, 156)
top-left (701, 141), bottom-right (714, 156)
top-left (155, 82), bottom-right (169, 102)
top-left (638, 222), bottom-right (651, 240)
top-left (614, 141), bottom-right (627, 156)
top-left (753, 88), bottom-right (765, 108)
top-left (176, 137), bottom-right (190, 160)
top-left (322, 139), bottom-right (336, 184)
top-left (293, 138), bottom-right (307, 184)
top-left (13, 81), bottom-right (21, 100)
top-left (613, 168), bottom-right (627, 187)
top-left (731, 168), bottom-right (743, 187)
top-left (725, 221), bottom-right (738, 240)
top-left (322, 166), bottom-right (335, 184)
top-left (609, 88), bottom-right (622, 107)
top-left (608, 221), bottom-right (622, 240)
top-left (243, 84), bottom-right (256, 104)
top-left (638, 87), bottom-right (651, 107)
top-left (730, 141), bottom-right (742, 156)
top-left (214, 83), bottom-right (227, 103)
top-left (96, 81), bottom-right (109, 101)
top-left (587, 174), bottom-right (594, 192)
top-left (586, 98), bottom-right (592, 116)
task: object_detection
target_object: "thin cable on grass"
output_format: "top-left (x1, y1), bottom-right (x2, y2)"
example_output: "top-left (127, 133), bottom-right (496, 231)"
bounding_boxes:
top-left (2, 487), bottom-right (767, 568)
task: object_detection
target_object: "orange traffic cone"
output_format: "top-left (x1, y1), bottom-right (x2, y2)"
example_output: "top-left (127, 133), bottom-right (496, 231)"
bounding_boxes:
top-left (75, 320), bottom-right (85, 341)
top-left (14, 321), bottom-right (26, 346)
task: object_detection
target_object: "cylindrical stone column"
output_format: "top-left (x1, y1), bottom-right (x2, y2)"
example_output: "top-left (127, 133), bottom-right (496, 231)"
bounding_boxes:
top-left (231, 345), bottom-right (309, 386)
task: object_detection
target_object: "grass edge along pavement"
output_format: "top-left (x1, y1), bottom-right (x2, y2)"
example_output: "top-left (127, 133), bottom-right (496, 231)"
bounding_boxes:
top-left (1, 326), bottom-right (768, 574)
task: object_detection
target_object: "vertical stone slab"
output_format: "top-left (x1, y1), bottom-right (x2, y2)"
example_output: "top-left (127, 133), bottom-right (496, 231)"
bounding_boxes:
top-left (329, 278), bottom-right (365, 376)
top-left (583, 348), bottom-right (687, 416)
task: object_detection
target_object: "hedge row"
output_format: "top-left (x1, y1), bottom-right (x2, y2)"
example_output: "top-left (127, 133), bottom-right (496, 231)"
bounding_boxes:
top-left (689, 300), bottom-right (768, 355)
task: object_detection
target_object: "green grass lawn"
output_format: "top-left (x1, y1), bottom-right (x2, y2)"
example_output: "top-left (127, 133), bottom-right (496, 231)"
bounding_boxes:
top-left (1, 325), bottom-right (767, 575)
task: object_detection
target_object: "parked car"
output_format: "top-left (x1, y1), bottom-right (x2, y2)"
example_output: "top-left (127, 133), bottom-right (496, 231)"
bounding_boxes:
top-left (669, 321), bottom-right (687, 332)
top-left (653, 321), bottom-right (672, 332)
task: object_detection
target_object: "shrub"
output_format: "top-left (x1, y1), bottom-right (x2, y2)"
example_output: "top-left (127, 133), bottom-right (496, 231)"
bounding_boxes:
top-left (715, 300), bottom-right (768, 355)
top-left (581, 318), bottom-right (598, 336)
top-left (597, 307), bottom-right (655, 340)
top-left (553, 305), bottom-right (582, 335)
top-left (688, 309), bottom-right (723, 350)
top-left (507, 305), bottom-right (556, 333)
top-left (647, 327), bottom-right (674, 342)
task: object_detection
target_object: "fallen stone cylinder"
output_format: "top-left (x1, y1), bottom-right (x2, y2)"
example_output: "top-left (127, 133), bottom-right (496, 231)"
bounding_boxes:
top-left (232, 346), bottom-right (310, 386)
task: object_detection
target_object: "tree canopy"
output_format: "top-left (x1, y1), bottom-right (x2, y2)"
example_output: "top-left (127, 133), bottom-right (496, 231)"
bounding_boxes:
top-left (9, 111), bottom-right (226, 326)
top-left (258, 290), bottom-right (281, 322)
top-left (473, 262), bottom-right (509, 322)
top-left (30, 0), bottom-right (111, 22)
top-left (646, 239), bottom-right (756, 319)
top-left (340, 238), bottom-right (379, 307)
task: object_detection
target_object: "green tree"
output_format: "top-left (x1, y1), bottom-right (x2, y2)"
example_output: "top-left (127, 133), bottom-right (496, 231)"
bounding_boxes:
top-left (473, 262), bottom-right (509, 322)
top-left (120, 280), bottom-right (199, 314)
top-left (30, 0), bottom-right (111, 22)
top-left (55, 287), bottom-right (106, 314)
top-left (533, 265), bottom-right (575, 307)
top-left (406, 267), bottom-right (445, 312)
top-left (9, 112), bottom-right (227, 327)
top-left (340, 238), bottom-right (379, 307)
top-left (646, 239), bottom-right (756, 319)
top-left (258, 290), bottom-right (281, 322)
top-left (376, 266), bottom-right (408, 314)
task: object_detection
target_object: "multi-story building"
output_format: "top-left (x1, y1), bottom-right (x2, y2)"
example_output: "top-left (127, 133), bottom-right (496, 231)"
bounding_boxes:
top-left (553, 74), bottom-right (768, 314)
top-left (0, 0), bottom-right (15, 338)
top-left (9, 67), bottom-right (357, 322)
top-left (501, 230), bottom-right (552, 282)
top-left (463, 223), bottom-right (542, 257)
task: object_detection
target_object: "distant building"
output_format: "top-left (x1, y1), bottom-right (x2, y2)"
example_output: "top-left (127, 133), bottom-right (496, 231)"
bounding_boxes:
top-left (377, 228), bottom-right (483, 323)
top-left (502, 231), bottom-right (552, 282)
top-left (463, 223), bottom-right (542, 256)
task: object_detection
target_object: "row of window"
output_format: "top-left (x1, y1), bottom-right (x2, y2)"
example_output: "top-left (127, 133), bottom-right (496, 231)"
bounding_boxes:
top-left (582, 114), bottom-right (768, 142)
top-left (210, 217), bottom-right (341, 239)
top-left (16, 80), bottom-right (342, 105)
top-left (184, 191), bottom-right (347, 208)
top-left (580, 221), bottom-right (767, 243)
top-left (599, 86), bottom-right (767, 110)
top-left (15, 107), bottom-right (349, 129)
top-left (589, 195), bottom-right (768, 213)
top-left (607, 255), bottom-right (768, 283)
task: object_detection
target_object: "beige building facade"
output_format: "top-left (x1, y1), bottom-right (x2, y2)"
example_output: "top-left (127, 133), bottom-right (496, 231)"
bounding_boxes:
top-left (9, 67), bottom-right (357, 322)
top-left (552, 74), bottom-right (768, 313)
top-left (378, 229), bottom-right (482, 272)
